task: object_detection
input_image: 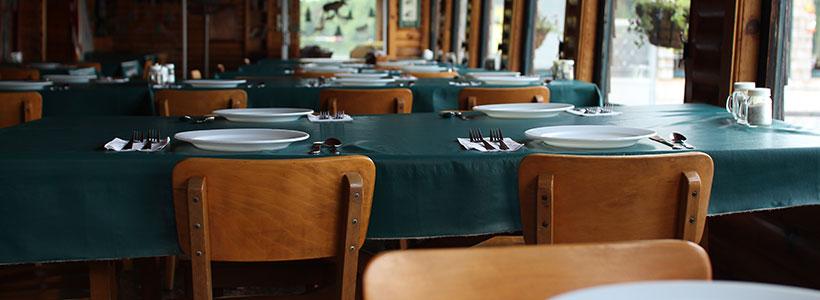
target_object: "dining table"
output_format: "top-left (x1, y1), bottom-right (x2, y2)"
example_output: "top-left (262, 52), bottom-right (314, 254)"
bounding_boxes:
top-left (27, 78), bottom-right (602, 117)
top-left (1, 104), bottom-right (819, 264)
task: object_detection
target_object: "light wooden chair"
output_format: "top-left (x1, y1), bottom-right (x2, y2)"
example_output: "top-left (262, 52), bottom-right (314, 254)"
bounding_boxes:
top-left (319, 88), bottom-right (413, 115)
top-left (190, 69), bottom-right (203, 80)
top-left (0, 68), bottom-right (41, 81)
top-left (172, 156), bottom-right (376, 300)
top-left (458, 86), bottom-right (549, 110)
top-left (0, 92), bottom-right (43, 128)
top-left (518, 152), bottom-right (714, 245)
top-left (154, 89), bottom-right (247, 117)
top-left (406, 71), bottom-right (458, 79)
top-left (364, 240), bottom-right (711, 300)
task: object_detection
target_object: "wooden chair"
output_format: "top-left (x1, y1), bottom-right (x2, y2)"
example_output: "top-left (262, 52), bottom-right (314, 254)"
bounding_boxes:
top-left (319, 88), bottom-right (413, 115)
top-left (458, 86), bottom-right (549, 110)
top-left (518, 152), bottom-right (713, 245)
top-left (0, 92), bottom-right (43, 128)
top-left (406, 71), bottom-right (457, 79)
top-left (154, 89), bottom-right (247, 116)
top-left (364, 240), bottom-right (711, 300)
top-left (0, 68), bottom-right (40, 81)
top-left (172, 156), bottom-right (376, 300)
top-left (295, 71), bottom-right (337, 79)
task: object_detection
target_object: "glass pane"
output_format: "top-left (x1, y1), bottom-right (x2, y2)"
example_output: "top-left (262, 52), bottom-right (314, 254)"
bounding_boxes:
top-left (299, 0), bottom-right (378, 58)
top-left (784, 0), bottom-right (820, 128)
top-left (533, 0), bottom-right (566, 73)
top-left (485, 0), bottom-right (505, 59)
top-left (608, 0), bottom-right (689, 105)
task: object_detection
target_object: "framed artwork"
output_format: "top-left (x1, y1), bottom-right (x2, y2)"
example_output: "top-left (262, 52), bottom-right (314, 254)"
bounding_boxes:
top-left (399, 0), bottom-right (420, 28)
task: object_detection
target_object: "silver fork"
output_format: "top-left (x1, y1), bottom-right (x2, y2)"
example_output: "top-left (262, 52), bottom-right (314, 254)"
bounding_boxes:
top-left (123, 130), bottom-right (138, 150)
top-left (142, 129), bottom-right (157, 150)
top-left (492, 129), bottom-right (510, 150)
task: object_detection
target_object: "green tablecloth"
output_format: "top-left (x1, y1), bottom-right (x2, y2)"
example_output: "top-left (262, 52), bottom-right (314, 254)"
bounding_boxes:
top-left (40, 82), bottom-right (154, 117)
top-left (2, 104), bottom-right (819, 264)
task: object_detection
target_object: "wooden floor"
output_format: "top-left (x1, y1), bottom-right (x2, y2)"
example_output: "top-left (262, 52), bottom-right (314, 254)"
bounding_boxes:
top-left (2, 205), bottom-right (820, 299)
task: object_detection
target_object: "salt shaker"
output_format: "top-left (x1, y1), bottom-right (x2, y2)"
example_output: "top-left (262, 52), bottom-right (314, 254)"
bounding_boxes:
top-left (727, 82), bottom-right (755, 122)
top-left (164, 64), bottom-right (176, 84)
top-left (744, 88), bottom-right (772, 127)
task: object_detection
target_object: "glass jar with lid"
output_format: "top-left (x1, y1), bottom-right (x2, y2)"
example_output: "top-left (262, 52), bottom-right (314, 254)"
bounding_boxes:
top-left (744, 88), bottom-right (772, 127)
top-left (727, 82), bottom-right (755, 122)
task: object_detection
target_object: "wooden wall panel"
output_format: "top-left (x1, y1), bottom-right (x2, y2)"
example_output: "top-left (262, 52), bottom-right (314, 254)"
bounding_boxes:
top-left (45, 0), bottom-right (73, 63)
top-left (731, 0), bottom-right (761, 83)
top-left (387, 0), bottom-right (431, 59)
top-left (16, 0), bottom-right (45, 62)
top-left (685, 0), bottom-right (737, 104)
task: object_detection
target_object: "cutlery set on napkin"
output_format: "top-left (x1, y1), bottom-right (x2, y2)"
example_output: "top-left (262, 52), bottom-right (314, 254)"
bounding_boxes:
top-left (458, 128), bottom-right (523, 152)
top-left (308, 111), bottom-right (353, 122)
top-left (104, 129), bottom-right (169, 152)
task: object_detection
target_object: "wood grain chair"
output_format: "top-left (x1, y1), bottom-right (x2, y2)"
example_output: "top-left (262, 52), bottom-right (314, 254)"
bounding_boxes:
top-left (518, 152), bottom-right (714, 245)
top-left (406, 71), bottom-right (457, 79)
top-left (0, 92), bottom-right (43, 128)
top-left (458, 86), bottom-right (549, 110)
top-left (364, 240), bottom-right (711, 300)
top-left (190, 69), bottom-right (203, 80)
top-left (319, 88), bottom-right (413, 115)
top-left (0, 68), bottom-right (41, 81)
top-left (154, 89), bottom-right (247, 117)
top-left (172, 156), bottom-right (376, 300)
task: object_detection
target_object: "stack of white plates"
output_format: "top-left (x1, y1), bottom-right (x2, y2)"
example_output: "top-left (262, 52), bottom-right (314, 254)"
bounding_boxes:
top-left (466, 71), bottom-right (521, 79)
top-left (29, 62), bottom-right (62, 69)
top-left (525, 125), bottom-right (656, 149)
top-left (43, 74), bottom-right (97, 84)
top-left (401, 65), bottom-right (449, 73)
top-left (377, 61), bottom-right (415, 68)
top-left (213, 108), bottom-right (313, 123)
top-left (175, 128), bottom-right (310, 152)
top-left (298, 58), bottom-right (363, 64)
top-left (479, 76), bottom-right (542, 86)
top-left (333, 78), bottom-right (396, 86)
top-left (473, 103), bottom-right (574, 119)
top-left (184, 79), bottom-right (247, 88)
top-left (334, 72), bottom-right (389, 79)
top-left (0, 81), bottom-right (53, 91)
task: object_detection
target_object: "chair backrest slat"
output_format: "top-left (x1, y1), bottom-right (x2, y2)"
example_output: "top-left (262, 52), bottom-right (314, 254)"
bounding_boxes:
top-left (0, 68), bottom-right (40, 81)
top-left (364, 240), bottom-right (712, 300)
top-left (320, 88), bottom-right (413, 115)
top-left (458, 86), bottom-right (550, 110)
top-left (0, 92), bottom-right (43, 128)
top-left (407, 71), bottom-right (457, 79)
top-left (154, 89), bottom-right (248, 116)
top-left (518, 152), bottom-right (714, 244)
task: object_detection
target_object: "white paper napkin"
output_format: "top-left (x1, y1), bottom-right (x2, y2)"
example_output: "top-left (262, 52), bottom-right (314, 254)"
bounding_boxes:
top-left (307, 114), bottom-right (353, 122)
top-left (458, 138), bottom-right (524, 152)
top-left (566, 107), bottom-right (622, 117)
top-left (104, 137), bottom-right (170, 152)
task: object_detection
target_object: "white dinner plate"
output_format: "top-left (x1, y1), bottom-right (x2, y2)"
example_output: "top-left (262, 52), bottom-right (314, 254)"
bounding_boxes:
top-left (213, 108), bottom-right (313, 123)
top-left (479, 76), bottom-right (542, 86)
top-left (333, 78), bottom-right (396, 86)
top-left (401, 65), bottom-right (448, 73)
top-left (473, 103), bottom-right (574, 119)
top-left (184, 79), bottom-right (246, 88)
top-left (175, 128), bottom-right (309, 152)
top-left (299, 57), bottom-right (363, 64)
top-left (29, 62), bottom-right (62, 69)
top-left (43, 74), bottom-right (97, 84)
top-left (0, 81), bottom-right (53, 91)
top-left (525, 125), bottom-right (656, 149)
top-left (334, 73), bottom-right (389, 79)
top-left (551, 280), bottom-right (820, 300)
top-left (302, 66), bottom-right (357, 74)
top-left (466, 71), bottom-right (520, 78)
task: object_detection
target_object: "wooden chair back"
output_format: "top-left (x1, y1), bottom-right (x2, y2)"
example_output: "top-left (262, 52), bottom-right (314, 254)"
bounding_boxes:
top-left (458, 86), bottom-right (550, 110)
top-left (0, 92), bottom-right (43, 128)
top-left (172, 156), bottom-right (376, 300)
top-left (0, 68), bottom-right (40, 81)
top-left (407, 71), bottom-right (458, 79)
top-left (519, 152), bottom-right (713, 245)
top-left (364, 240), bottom-right (712, 300)
top-left (320, 88), bottom-right (413, 115)
top-left (154, 89), bottom-right (247, 116)
top-left (296, 71), bottom-right (337, 79)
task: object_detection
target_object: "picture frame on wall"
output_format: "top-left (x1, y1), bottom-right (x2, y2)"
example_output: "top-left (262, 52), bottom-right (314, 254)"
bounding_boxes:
top-left (399, 0), bottom-right (420, 28)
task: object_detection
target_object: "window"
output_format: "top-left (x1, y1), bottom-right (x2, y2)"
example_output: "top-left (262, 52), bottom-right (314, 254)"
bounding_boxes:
top-left (485, 0), bottom-right (506, 62)
top-left (532, 0), bottom-right (566, 73)
top-left (784, 0), bottom-right (820, 128)
top-left (299, 0), bottom-right (379, 58)
top-left (607, 0), bottom-right (689, 105)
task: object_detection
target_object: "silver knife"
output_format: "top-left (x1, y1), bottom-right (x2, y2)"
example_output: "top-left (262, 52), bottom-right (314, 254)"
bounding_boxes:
top-left (649, 135), bottom-right (683, 150)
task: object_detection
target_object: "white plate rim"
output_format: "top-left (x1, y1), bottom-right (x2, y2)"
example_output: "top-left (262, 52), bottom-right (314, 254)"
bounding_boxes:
top-left (184, 79), bottom-right (247, 85)
top-left (212, 108), bottom-right (314, 117)
top-left (175, 128), bottom-right (310, 145)
top-left (551, 280), bottom-right (820, 300)
top-left (525, 125), bottom-right (656, 143)
top-left (474, 103), bottom-right (574, 113)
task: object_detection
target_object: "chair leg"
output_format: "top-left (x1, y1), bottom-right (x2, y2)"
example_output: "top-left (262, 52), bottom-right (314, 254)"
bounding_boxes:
top-left (164, 256), bottom-right (177, 290)
top-left (89, 261), bottom-right (117, 300)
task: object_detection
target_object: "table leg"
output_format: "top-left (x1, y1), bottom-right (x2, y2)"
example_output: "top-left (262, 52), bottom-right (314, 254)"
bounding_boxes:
top-left (89, 261), bottom-right (117, 300)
